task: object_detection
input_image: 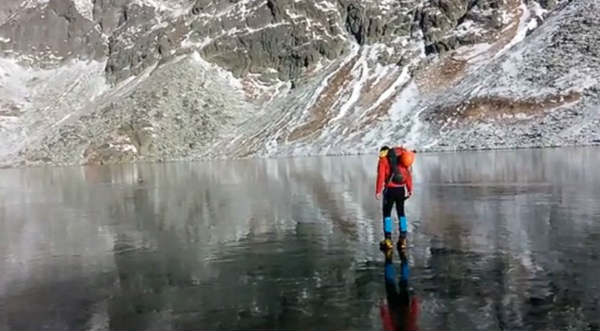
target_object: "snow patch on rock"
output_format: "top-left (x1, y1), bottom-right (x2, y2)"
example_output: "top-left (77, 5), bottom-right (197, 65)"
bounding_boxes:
top-left (72, 0), bottom-right (93, 21)
top-left (0, 56), bottom-right (108, 159)
top-left (20, 0), bottom-right (50, 10)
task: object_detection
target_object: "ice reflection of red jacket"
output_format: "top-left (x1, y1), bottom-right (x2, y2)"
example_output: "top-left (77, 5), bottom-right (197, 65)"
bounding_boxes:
top-left (380, 297), bottom-right (419, 331)
top-left (376, 147), bottom-right (413, 196)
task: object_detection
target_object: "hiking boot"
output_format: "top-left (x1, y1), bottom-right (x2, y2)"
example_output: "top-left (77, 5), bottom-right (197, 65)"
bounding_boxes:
top-left (397, 237), bottom-right (407, 251)
top-left (380, 238), bottom-right (394, 252)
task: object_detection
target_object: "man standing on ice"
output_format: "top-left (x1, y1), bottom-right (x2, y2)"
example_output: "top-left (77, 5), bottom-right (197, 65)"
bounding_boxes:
top-left (376, 146), bottom-right (414, 254)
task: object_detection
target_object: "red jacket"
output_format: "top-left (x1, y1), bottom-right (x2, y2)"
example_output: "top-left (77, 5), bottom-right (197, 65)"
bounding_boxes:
top-left (376, 147), bottom-right (413, 196)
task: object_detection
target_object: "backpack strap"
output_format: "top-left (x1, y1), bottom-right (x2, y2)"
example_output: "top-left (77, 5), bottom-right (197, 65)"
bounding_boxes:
top-left (387, 148), bottom-right (404, 184)
top-left (388, 148), bottom-right (398, 175)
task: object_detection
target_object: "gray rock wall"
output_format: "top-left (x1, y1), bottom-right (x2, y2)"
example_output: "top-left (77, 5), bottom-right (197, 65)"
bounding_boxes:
top-left (2, 0), bottom-right (589, 168)
top-left (0, 0), bottom-right (105, 63)
top-left (0, 0), bottom-right (23, 25)
top-left (0, 0), bottom-right (557, 82)
top-left (419, 0), bottom-right (600, 151)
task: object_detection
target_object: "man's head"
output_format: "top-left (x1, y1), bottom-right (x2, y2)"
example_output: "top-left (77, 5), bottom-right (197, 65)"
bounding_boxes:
top-left (379, 146), bottom-right (390, 158)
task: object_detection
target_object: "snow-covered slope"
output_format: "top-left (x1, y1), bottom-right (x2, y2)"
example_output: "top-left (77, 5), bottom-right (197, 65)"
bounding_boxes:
top-left (0, 0), bottom-right (598, 167)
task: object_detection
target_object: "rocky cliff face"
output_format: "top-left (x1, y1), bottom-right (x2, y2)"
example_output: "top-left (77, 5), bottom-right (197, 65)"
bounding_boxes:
top-left (0, 0), bottom-right (597, 167)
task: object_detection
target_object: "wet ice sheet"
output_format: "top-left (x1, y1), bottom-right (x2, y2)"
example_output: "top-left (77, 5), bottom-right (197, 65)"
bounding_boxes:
top-left (0, 147), bottom-right (599, 330)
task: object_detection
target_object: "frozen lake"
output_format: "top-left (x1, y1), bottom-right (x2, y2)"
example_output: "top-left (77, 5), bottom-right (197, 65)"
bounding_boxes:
top-left (1, 147), bottom-right (599, 330)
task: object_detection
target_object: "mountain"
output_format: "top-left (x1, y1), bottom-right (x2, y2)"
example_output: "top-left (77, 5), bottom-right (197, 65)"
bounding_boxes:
top-left (0, 0), bottom-right (598, 167)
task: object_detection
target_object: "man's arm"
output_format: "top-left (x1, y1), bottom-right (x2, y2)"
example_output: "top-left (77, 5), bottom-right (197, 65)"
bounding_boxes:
top-left (376, 157), bottom-right (387, 198)
top-left (405, 167), bottom-right (413, 197)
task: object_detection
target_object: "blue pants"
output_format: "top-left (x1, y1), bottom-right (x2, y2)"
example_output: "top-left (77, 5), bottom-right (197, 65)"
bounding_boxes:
top-left (382, 187), bottom-right (407, 237)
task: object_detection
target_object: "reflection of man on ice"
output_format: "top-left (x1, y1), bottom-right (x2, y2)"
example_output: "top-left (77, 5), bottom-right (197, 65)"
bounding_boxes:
top-left (380, 253), bottom-right (419, 331)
